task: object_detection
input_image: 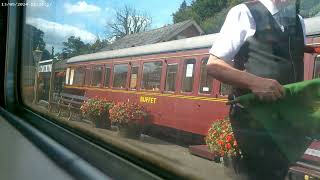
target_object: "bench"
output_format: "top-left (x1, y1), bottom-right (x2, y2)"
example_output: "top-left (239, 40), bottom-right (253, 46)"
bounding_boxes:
top-left (49, 93), bottom-right (87, 121)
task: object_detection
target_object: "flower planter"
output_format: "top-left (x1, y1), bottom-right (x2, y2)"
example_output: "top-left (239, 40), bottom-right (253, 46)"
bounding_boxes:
top-left (222, 155), bottom-right (248, 180)
top-left (118, 123), bottom-right (142, 139)
top-left (89, 111), bottom-right (111, 129)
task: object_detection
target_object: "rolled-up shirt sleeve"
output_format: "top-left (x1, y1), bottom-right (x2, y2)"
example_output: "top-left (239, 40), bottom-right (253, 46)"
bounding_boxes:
top-left (209, 4), bottom-right (256, 63)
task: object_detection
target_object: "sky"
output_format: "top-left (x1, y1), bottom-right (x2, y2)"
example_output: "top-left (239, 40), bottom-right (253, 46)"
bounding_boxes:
top-left (25, 0), bottom-right (191, 53)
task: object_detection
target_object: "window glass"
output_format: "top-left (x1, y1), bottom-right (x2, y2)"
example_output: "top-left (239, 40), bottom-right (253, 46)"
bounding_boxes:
top-left (65, 68), bottom-right (70, 85)
top-left (141, 61), bottom-right (162, 91)
top-left (182, 59), bottom-right (195, 92)
top-left (165, 64), bottom-right (178, 92)
top-left (73, 67), bottom-right (85, 86)
top-left (220, 83), bottom-right (232, 96)
top-left (91, 66), bottom-right (102, 87)
top-left (313, 56), bottom-right (320, 79)
top-left (199, 58), bottom-right (212, 94)
top-left (84, 67), bottom-right (91, 86)
top-left (130, 66), bottom-right (139, 89)
top-left (104, 67), bottom-right (111, 88)
top-left (19, 0), bottom-right (320, 179)
top-left (113, 64), bottom-right (128, 88)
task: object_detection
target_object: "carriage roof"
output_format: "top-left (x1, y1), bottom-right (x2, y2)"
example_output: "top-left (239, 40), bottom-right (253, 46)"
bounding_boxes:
top-left (67, 34), bottom-right (217, 64)
top-left (67, 16), bottom-right (320, 64)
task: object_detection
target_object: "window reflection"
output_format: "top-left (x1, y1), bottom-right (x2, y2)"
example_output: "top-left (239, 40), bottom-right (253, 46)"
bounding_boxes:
top-left (182, 59), bottom-right (195, 93)
top-left (73, 67), bottom-right (85, 86)
top-left (313, 56), bottom-right (320, 79)
top-left (104, 67), bottom-right (111, 88)
top-left (113, 64), bottom-right (128, 88)
top-left (91, 66), bottom-right (102, 87)
top-left (130, 66), bottom-right (139, 89)
top-left (165, 64), bottom-right (178, 92)
top-left (141, 62), bottom-right (162, 91)
top-left (199, 58), bottom-right (212, 94)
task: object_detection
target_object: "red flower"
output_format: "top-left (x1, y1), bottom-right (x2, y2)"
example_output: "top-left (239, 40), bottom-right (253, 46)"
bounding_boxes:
top-left (233, 140), bottom-right (238, 147)
top-left (226, 134), bottom-right (233, 143)
top-left (205, 117), bottom-right (241, 157)
top-left (225, 143), bottom-right (231, 150)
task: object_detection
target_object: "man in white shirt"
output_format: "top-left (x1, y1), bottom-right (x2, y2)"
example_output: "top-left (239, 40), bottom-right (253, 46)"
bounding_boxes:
top-left (206, 0), bottom-right (318, 179)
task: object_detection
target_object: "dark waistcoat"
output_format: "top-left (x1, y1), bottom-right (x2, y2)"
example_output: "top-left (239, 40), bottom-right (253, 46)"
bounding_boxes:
top-left (233, 1), bottom-right (304, 96)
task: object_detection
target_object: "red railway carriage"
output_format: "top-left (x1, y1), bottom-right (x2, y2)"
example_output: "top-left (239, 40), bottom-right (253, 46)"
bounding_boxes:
top-left (64, 16), bottom-right (320, 143)
top-left (65, 34), bottom-right (230, 138)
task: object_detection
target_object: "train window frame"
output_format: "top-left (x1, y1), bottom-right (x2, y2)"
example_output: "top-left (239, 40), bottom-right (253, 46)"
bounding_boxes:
top-left (129, 66), bottom-right (139, 90)
top-left (198, 57), bottom-right (213, 95)
top-left (164, 63), bottom-right (178, 93)
top-left (313, 55), bottom-right (320, 79)
top-left (181, 58), bottom-right (196, 93)
top-left (65, 68), bottom-right (70, 85)
top-left (72, 66), bottom-right (86, 86)
top-left (140, 60), bottom-right (163, 92)
top-left (84, 66), bottom-right (92, 87)
top-left (91, 65), bottom-right (103, 87)
top-left (104, 66), bottom-right (111, 88)
top-left (112, 63), bottom-right (129, 89)
top-left (219, 82), bottom-right (232, 97)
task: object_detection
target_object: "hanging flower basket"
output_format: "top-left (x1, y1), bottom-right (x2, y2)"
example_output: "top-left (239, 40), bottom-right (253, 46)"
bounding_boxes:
top-left (89, 111), bottom-right (111, 129)
top-left (109, 102), bottom-right (146, 139)
top-left (205, 117), bottom-right (247, 179)
top-left (80, 97), bottom-right (113, 129)
top-left (118, 122), bottom-right (142, 139)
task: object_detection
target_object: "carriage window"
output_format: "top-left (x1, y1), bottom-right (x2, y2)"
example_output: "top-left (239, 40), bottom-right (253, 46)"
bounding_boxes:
top-left (113, 64), bottom-right (128, 88)
top-left (220, 83), bottom-right (232, 96)
top-left (130, 66), bottom-right (139, 89)
top-left (84, 67), bottom-right (91, 86)
top-left (73, 67), bottom-right (85, 86)
top-left (165, 64), bottom-right (178, 92)
top-left (199, 58), bottom-right (212, 94)
top-left (313, 56), bottom-right (320, 79)
top-left (104, 67), bottom-right (111, 88)
top-left (141, 61), bottom-right (162, 91)
top-left (91, 66), bottom-right (103, 87)
top-left (65, 68), bottom-right (70, 85)
top-left (182, 59), bottom-right (196, 92)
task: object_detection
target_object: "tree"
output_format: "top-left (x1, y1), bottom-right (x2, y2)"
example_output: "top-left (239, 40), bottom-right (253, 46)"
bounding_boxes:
top-left (172, 0), bottom-right (197, 23)
top-left (106, 5), bottom-right (152, 39)
top-left (61, 36), bottom-right (90, 59)
top-left (89, 38), bottom-right (109, 53)
top-left (300, 0), bottom-right (320, 18)
top-left (23, 24), bottom-right (52, 64)
top-left (172, 0), bottom-right (247, 34)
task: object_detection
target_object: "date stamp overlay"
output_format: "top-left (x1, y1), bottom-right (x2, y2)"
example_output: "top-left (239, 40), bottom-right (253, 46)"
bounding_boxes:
top-left (2, 2), bottom-right (51, 7)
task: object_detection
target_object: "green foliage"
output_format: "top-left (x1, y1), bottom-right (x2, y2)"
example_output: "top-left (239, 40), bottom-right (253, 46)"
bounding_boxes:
top-left (109, 102), bottom-right (146, 127)
top-left (173, 0), bottom-right (245, 34)
top-left (300, 0), bottom-right (320, 18)
top-left (61, 36), bottom-right (90, 59)
top-left (23, 24), bottom-right (52, 64)
top-left (60, 36), bottom-right (109, 59)
top-left (205, 117), bottom-right (240, 157)
top-left (80, 97), bottom-right (113, 117)
top-left (89, 38), bottom-right (109, 53)
top-left (173, 6), bottom-right (196, 23)
top-left (173, 0), bottom-right (320, 34)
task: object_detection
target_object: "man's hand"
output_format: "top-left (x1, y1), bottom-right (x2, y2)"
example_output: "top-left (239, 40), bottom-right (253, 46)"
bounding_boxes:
top-left (250, 78), bottom-right (285, 101)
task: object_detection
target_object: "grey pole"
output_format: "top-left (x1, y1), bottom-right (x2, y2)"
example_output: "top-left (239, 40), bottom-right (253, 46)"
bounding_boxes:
top-left (32, 47), bottom-right (43, 104)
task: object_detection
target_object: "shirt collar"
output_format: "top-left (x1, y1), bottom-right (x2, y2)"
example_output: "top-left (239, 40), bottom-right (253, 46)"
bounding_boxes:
top-left (259, 0), bottom-right (279, 15)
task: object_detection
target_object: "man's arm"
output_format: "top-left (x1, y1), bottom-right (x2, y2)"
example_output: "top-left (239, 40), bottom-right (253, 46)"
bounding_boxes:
top-left (206, 55), bottom-right (285, 101)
